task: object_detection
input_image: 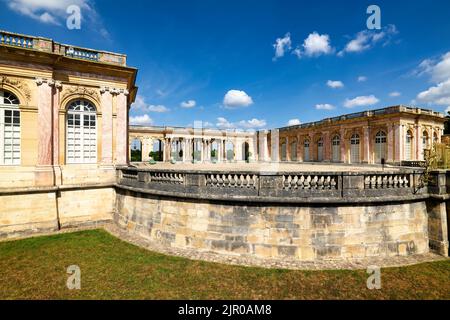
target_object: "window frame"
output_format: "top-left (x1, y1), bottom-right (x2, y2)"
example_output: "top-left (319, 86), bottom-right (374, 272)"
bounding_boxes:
top-left (0, 90), bottom-right (21, 166)
top-left (66, 100), bottom-right (97, 164)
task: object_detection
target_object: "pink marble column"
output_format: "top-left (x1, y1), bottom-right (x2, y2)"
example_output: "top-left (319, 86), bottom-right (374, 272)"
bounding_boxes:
top-left (100, 87), bottom-right (113, 165)
top-left (323, 132), bottom-right (330, 162)
top-left (35, 78), bottom-right (53, 166)
top-left (298, 135), bottom-right (304, 162)
top-left (387, 124), bottom-right (394, 163)
top-left (340, 129), bottom-right (346, 163)
top-left (363, 126), bottom-right (370, 164)
top-left (52, 81), bottom-right (62, 165)
top-left (115, 89), bottom-right (129, 165)
top-left (395, 124), bottom-right (404, 162)
top-left (415, 124), bottom-right (422, 160)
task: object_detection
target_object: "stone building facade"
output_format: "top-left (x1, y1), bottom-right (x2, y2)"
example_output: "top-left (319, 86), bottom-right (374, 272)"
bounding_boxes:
top-left (0, 30), bottom-right (137, 236)
top-left (274, 106), bottom-right (446, 165)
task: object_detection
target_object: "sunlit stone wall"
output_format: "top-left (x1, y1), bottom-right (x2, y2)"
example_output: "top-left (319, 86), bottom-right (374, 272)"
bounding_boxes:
top-left (115, 189), bottom-right (429, 261)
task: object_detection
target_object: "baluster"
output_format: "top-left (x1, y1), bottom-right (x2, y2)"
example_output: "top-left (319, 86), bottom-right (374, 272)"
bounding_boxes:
top-left (330, 176), bottom-right (337, 189)
top-left (377, 176), bottom-right (382, 188)
top-left (292, 175), bottom-right (298, 189)
top-left (318, 176), bottom-right (325, 190)
top-left (305, 175), bottom-right (311, 189)
top-left (364, 176), bottom-right (370, 189)
top-left (299, 175), bottom-right (305, 189)
top-left (324, 176), bottom-right (331, 189)
top-left (382, 175), bottom-right (387, 188)
top-left (388, 175), bottom-right (393, 188)
top-left (393, 175), bottom-right (398, 188)
top-left (311, 176), bottom-right (318, 189)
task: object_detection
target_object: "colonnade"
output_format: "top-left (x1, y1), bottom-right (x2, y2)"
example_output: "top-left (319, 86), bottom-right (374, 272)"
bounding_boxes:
top-left (130, 135), bottom-right (255, 163)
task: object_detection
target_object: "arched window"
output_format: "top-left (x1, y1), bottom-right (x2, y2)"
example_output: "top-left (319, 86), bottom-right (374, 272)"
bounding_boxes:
top-left (433, 132), bottom-right (438, 144)
top-left (211, 140), bottom-right (220, 161)
top-left (151, 139), bottom-right (164, 161)
top-left (66, 100), bottom-right (97, 164)
top-left (304, 139), bottom-right (310, 162)
top-left (405, 130), bottom-right (413, 161)
top-left (317, 138), bottom-right (324, 162)
top-left (281, 141), bottom-right (287, 161)
top-left (225, 140), bottom-right (234, 161)
top-left (290, 140), bottom-right (297, 161)
top-left (375, 131), bottom-right (387, 163)
top-left (422, 131), bottom-right (429, 160)
top-left (0, 90), bottom-right (20, 165)
top-left (350, 134), bottom-right (360, 163)
top-left (130, 138), bottom-right (142, 162)
top-left (332, 135), bottom-right (340, 162)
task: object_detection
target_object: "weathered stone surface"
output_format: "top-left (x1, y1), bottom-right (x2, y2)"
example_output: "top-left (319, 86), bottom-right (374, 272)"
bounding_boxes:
top-left (114, 187), bottom-right (431, 262)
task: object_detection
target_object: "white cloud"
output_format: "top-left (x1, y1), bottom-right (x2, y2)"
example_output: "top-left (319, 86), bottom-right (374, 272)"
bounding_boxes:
top-left (358, 76), bottom-right (367, 82)
top-left (216, 117), bottom-right (234, 129)
top-left (389, 91), bottom-right (401, 97)
top-left (287, 119), bottom-right (301, 126)
top-left (416, 79), bottom-right (450, 106)
top-left (414, 52), bottom-right (450, 108)
top-left (294, 32), bottom-right (333, 58)
top-left (414, 52), bottom-right (450, 83)
top-left (6, 0), bottom-right (109, 38)
top-left (223, 90), bottom-right (254, 109)
top-left (147, 105), bottom-right (169, 113)
top-left (338, 24), bottom-right (398, 56)
top-left (131, 95), bottom-right (169, 113)
top-left (344, 95), bottom-right (379, 108)
top-left (315, 103), bottom-right (335, 110)
top-left (180, 100), bottom-right (196, 108)
top-left (238, 118), bottom-right (267, 129)
top-left (272, 33), bottom-right (292, 61)
top-left (216, 117), bottom-right (266, 129)
top-left (326, 80), bottom-right (344, 89)
top-left (445, 106), bottom-right (450, 115)
top-left (130, 114), bottom-right (153, 125)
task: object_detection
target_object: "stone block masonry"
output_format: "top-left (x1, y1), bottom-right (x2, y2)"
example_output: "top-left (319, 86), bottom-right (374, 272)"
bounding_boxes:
top-left (114, 188), bottom-right (429, 261)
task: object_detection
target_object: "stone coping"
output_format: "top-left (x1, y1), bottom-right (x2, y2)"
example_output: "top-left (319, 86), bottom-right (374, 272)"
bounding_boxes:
top-left (0, 183), bottom-right (114, 195)
top-left (119, 163), bottom-right (420, 175)
top-left (116, 184), bottom-right (429, 205)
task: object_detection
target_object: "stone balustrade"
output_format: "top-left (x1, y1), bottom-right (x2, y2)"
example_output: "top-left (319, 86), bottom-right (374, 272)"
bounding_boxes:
top-left (115, 167), bottom-right (450, 261)
top-left (117, 167), bottom-right (427, 203)
top-left (0, 30), bottom-right (126, 66)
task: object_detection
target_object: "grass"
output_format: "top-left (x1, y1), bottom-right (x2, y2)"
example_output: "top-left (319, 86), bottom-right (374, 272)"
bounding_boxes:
top-left (0, 229), bottom-right (448, 300)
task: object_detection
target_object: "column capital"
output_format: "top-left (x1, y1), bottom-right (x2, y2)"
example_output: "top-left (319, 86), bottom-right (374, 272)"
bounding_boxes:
top-left (35, 77), bottom-right (54, 86)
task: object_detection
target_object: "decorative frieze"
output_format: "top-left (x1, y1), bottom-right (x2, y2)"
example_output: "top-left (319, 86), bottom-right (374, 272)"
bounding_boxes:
top-left (0, 75), bottom-right (31, 102)
top-left (61, 85), bottom-right (100, 103)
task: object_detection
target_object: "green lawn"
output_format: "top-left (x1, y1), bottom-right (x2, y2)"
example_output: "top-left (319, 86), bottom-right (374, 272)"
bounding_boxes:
top-left (0, 229), bottom-right (448, 300)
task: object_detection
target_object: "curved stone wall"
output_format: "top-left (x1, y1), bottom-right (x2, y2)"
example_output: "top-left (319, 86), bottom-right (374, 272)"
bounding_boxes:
top-left (114, 187), bottom-right (429, 261)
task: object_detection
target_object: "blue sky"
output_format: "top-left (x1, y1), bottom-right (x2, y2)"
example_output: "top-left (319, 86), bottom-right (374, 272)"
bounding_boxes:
top-left (2, 0), bottom-right (450, 130)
